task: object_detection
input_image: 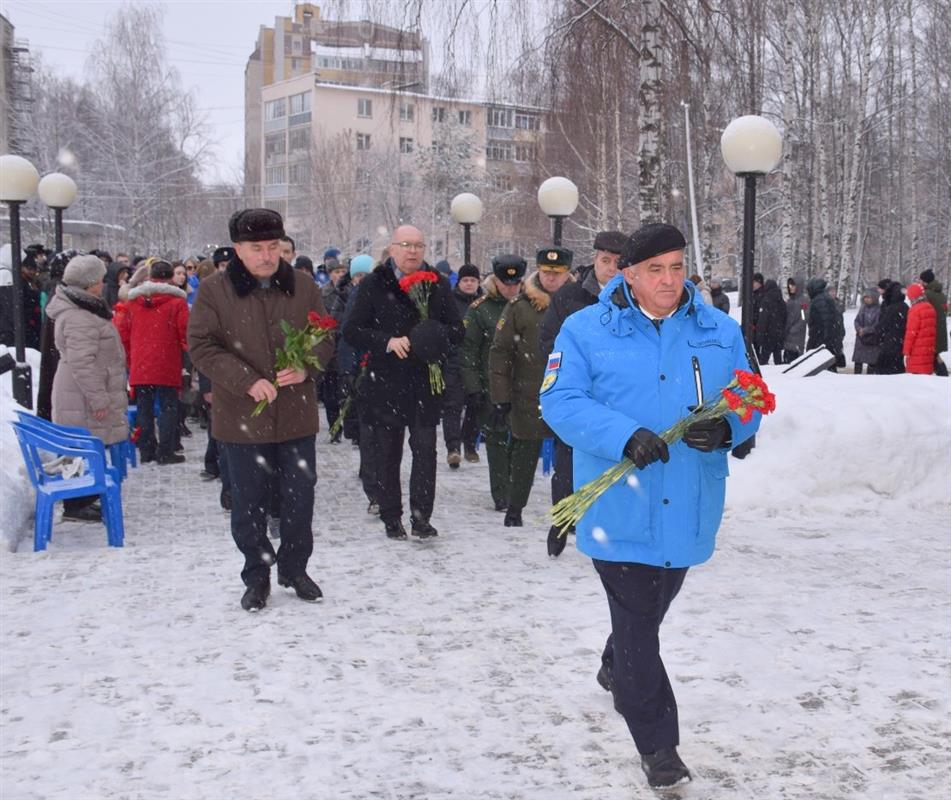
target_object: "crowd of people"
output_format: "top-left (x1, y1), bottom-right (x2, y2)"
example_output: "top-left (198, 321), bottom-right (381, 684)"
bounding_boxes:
top-left (1, 209), bottom-right (947, 791)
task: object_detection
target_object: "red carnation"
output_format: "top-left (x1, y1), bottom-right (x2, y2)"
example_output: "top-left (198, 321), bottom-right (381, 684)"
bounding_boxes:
top-left (722, 388), bottom-right (743, 410)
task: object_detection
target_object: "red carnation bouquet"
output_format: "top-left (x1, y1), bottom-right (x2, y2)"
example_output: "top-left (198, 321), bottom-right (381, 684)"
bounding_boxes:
top-left (251, 311), bottom-right (338, 417)
top-left (398, 270), bottom-right (444, 394)
top-left (329, 351), bottom-right (370, 439)
top-left (550, 369), bottom-right (776, 534)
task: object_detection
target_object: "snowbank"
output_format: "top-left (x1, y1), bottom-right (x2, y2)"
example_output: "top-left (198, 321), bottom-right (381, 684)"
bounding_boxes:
top-left (0, 345), bottom-right (42, 552)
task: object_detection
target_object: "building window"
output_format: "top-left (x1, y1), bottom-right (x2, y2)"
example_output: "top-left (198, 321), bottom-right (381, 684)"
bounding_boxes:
top-left (399, 137), bottom-right (414, 154)
top-left (490, 173), bottom-right (513, 191)
top-left (458, 109), bottom-right (472, 126)
top-left (400, 103), bottom-right (415, 122)
top-left (486, 140), bottom-right (513, 161)
top-left (514, 143), bottom-right (536, 162)
top-left (487, 107), bottom-right (513, 128)
top-left (288, 127), bottom-right (309, 152)
top-left (265, 166), bottom-right (286, 185)
top-left (398, 171), bottom-right (414, 189)
top-left (264, 98), bottom-right (286, 121)
top-left (265, 133), bottom-right (286, 160)
top-left (289, 92), bottom-right (310, 115)
top-left (293, 38), bottom-right (302, 53)
top-left (432, 106), bottom-right (446, 123)
top-left (357, 98), bottom-right (372, 118)
top-left (515, 112), bottom-right (540, 131)
top-left (291, 58), bottom-right (301, 70)
top-left (356, 133), bottom-right (371, 150)
top-left (500, 208), bottom-right (515, 225)
top-left (355, 167), bottom-right (370, 185)
top-left (288, 163), bottom-right (309, 185)
top-left (358, 201), bottom-right (370, 220)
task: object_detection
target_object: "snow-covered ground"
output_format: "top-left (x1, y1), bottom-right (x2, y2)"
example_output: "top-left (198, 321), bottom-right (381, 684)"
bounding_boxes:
top-left (1, 345), bottom-right (950, 799)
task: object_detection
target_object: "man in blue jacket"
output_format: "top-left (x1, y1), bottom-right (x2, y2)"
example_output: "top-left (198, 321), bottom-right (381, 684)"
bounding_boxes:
top-left (540, 223), bottom-right (761, 790)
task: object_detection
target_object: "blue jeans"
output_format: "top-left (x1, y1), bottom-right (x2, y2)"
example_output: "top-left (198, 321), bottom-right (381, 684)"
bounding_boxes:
top-left (134, 385), bottom-right (178, 460)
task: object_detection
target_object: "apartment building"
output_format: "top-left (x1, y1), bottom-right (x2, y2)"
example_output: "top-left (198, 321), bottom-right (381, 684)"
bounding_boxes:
top-left (245, 4), bottom-right (548, 261)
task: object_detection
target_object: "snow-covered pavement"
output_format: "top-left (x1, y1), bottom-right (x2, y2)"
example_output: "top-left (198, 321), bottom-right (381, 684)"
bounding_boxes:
top-left (2, 371), bottom-right (949, 799)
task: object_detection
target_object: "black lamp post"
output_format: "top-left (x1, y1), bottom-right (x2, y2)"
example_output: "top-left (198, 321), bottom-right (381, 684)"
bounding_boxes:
top-left (1, 154), bottom-right (41, 409)
top-left (537, 176), bottom-right (578, 247)
top-left (720, 115), bottom-right (783, 348)
top-left (38, 172), bottom-right (78, 253)
top-left (450, 192), bottom-right (483, 265)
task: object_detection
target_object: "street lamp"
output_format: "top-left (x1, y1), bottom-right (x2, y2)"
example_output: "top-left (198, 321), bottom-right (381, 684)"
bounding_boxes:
top-left (720, 115), bottom-right (782, 345)
top-left (450, 192), bottom-right (483, 265)
top-left (38, 172), bottom-right (78, 253)
top-left (537, 176), bottom-right (578, 246)
top-left (0, 154), bottom-right (40, 409)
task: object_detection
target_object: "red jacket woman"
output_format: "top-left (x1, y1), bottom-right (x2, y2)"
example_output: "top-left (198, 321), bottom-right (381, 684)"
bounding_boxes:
top-left (117, 279), bottom-right (189, 387)
top-left (903, 282), bottom-right (937, 374)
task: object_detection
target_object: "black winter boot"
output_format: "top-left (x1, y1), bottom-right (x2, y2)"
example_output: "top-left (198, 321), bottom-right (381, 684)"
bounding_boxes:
top-left (503, 507), bottom-right (523, 527)
top-left (640, 747), bottom-right (691, 788)
top-left (411, 519), bottom-right (438, 538)
top-left (240, 580), bottom-right (270, 612)
top-left (385, 520), bottom-right (408, 540)
top-left (277, 572), bottom-right (323, 602)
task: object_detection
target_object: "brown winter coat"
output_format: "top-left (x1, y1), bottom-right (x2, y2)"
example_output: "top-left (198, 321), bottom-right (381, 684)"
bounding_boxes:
top-left (45, 285), bottom-right (129, 445)
top-left (187, 258), bottom-right (334, 444)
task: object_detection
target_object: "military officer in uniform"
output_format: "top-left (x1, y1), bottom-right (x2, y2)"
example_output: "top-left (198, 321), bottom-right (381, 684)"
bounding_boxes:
top-left (488, 247), bottom-right (573, 526)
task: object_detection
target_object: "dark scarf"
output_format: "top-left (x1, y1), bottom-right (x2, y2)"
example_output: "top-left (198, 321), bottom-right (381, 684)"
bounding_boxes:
top-left (226, 256), bottom-right (297, 298)
top-left (60, 284), bottom-right (112, 321)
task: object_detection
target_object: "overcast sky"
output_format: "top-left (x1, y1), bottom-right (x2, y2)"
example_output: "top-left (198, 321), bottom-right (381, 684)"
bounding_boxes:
top-left (4, 1), bottom-right (337, 183)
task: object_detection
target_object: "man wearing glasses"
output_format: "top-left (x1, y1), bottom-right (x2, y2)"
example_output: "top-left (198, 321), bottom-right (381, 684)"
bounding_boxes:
top-left (343, 225), bottom-right (465, 540)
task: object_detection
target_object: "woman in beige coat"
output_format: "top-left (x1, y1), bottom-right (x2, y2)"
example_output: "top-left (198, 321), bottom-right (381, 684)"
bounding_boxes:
top-left (44, 255), bottom-right (129, 522)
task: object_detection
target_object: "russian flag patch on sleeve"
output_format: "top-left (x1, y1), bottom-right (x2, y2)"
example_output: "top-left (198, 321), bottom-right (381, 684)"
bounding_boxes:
top-left (547, 351), bottom-right (562, 371)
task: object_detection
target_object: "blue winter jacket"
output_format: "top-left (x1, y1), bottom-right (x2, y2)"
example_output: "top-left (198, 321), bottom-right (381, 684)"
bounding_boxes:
top-left (540, 275), bottom-right (760, 568)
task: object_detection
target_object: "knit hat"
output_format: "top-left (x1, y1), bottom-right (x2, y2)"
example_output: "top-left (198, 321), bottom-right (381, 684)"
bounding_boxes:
top-left (435, 259), bottom-right (452, 275)
top-left (906, 282), bottom-right (925, 302)
top-left (149, 260), bottom-right (174, 280)
top-left (349, 254), bottom-right (374, 277)
top-left (212, 246), bottom-right (234, 266)
top-left (62, 254), bottom-right (106, 289)
top-left (919, 269), bottom-right (935, 285)
top-left (593, 230), bottom-right (627, 254)
top-left (619, 223), bottom-right (686, 268)
top-left (323, 247), bottom-right (341, 260)
top-left (877, 278), bottom-right (892, 291)
top-left (752, 272), bottom-right (765, 285)
top-left (228, 208), bottom-right (285, 243)
top-left (457, 263), bottom-right (480, 281)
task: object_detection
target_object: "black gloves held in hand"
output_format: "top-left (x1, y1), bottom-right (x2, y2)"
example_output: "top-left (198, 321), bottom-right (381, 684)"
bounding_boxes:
top-left (623, 428), bottom-right (670, 469)
top-left (683, 417), bottom-right (732, 452)
top-left (488, 402), bottom-right (511, 429)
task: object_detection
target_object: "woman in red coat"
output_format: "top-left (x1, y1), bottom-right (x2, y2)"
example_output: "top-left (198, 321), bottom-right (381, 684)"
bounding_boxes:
top-left (903, 282), bottom-right (937, 374)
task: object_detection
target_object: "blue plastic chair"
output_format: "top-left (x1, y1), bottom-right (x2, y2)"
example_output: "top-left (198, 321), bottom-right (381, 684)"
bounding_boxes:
top-left (10, 422), bottom-right (125, 552)
top-left (13, 411), bottom-right (127, 483)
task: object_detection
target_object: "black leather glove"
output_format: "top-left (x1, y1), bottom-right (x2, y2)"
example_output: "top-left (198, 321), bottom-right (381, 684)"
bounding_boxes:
top-left (623, 428), bottom-right (670, 469)
top-left (682, 417), bottom-right (732, 452)
top-left (547, 524), bottom-right (569, 557)
top-left (488, 402), bottom-right (511, 429)
top-left (467, 391), bottom-right (487, 412)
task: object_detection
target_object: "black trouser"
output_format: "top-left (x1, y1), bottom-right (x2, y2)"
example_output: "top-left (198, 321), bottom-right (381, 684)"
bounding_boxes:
top-left (319, 369), bottom-right (341, 431)
top-left (783, 349), bottom-right (801, 364)
top-left (219, 436), bottom-right (316, 588)
top-left (551, 436), bottom-right (573, 508)
top-left (594, 560), bottom-right (688, 755)
top-left (441, 368), bottom-right (479, 453)
top-left (756, 344), bottom-right (783, 365)
top-left (358, 417), bottom-right (380, 503)
top-left (134, 385), bottom-right (178, 460)
top-left (375, 415), bottom-right (437, 525)
top-left (854, 361), bottom-right (875, 375)
top-left (203, 407), bottom-right (220, 475)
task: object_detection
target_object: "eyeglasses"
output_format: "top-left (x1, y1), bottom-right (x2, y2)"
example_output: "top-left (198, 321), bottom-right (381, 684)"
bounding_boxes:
top-left (393, 241), bottom-right (426, 251)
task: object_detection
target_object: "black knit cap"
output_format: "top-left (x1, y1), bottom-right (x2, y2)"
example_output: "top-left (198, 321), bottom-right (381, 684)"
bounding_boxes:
top-left (919, 268), bottom-right (935, 284)
top-left (877, 278), bottom-right (892, 291)
top-left (618, 223), bottom-right (686, 268)
top-left (212, 246), bottom-right (235, 265)
top-left (492, 254), bottom-right (527, 285)
top-left (228, 208), bottom-right (285, 243)
top-left (593, 230), bottom-right (627, 254)
top-left (458, 263), bottom-right (480, 281)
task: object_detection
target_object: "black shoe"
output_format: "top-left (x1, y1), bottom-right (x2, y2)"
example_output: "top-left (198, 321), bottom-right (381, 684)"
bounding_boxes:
top-left (385, 520), bottom-right (408, 540)
top-left (464, 447), bottom-right (480, 463)
top-left (157, 453), bottom-right (186, 465)
top-left (504, 507), bottom-right (523, 527)
top-left (240, 581), bottom-right (270, 612)
top-left (140, 453), bottom-right (156, 464)
top-left (411, 519), bottom-right (438, 538)
top-left (494, 499), bottom-right (507, 512)
top-left (640, 747), bottom-right (691, 788)
top-left (199, 469), bottom-right (219, 481)
top-left (547, 524), bottom-right (568, 557)
top-left (62, 505), bottom-right (103, 523)
top-left (277, 572), bottom-right (323, 602)
top-left (180, 424), bottom-right (192, 438)
top-left (220, 490), bottom-right (232, 511)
